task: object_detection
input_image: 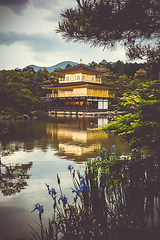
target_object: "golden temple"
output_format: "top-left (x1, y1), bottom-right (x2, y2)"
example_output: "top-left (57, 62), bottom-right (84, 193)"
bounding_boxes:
top-left (42, 60), bottom-right (117, 114)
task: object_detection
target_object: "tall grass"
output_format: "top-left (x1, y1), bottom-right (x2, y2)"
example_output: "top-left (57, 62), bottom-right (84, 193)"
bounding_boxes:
top-left (30, 148), bottom-right (160, 240)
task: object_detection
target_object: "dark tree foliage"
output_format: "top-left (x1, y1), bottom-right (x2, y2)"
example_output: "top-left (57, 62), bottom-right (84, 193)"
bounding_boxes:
top-left (0, 68), bottom-right (58, 115)
top-left (88, 61), bottom-right (98, 68)
top-left (89, 59), bottom-right (147, 77)
top-left (23, 66), bottom-right (36, 74)
top-left (57, 0), bottom-right (160, 78)
top-left (65, 63), bottom-right (72, 68)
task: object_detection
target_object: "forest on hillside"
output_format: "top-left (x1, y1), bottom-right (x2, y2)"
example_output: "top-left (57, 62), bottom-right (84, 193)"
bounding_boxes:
top-left (0, 59), bottom-right (158, 117)
top-left (0, 66), bottom-right (60, 117)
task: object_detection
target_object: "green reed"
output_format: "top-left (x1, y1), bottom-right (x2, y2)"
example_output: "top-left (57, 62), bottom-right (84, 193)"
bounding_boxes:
top-left (30, 147), bottom-right (160, 240)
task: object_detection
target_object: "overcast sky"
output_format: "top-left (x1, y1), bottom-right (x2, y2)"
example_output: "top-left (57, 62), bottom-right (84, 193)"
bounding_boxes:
top-left (0, 0), bottom-right (128, 70)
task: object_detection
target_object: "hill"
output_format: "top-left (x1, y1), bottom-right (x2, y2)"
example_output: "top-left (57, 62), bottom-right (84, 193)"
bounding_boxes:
top-left (23, 61), bottom-right (77, 72)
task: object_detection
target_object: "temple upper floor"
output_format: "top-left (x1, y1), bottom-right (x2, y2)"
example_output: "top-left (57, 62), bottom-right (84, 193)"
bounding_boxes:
top-left (54, 61), bottom-right (105, 84)
top-left (58, 73), bottom-right (102, 83)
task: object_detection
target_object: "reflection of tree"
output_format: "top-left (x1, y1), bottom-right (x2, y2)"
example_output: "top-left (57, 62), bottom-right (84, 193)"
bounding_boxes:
top-left (0, 144), bottom-right (22, 157)
top-left (0, 118), bottom-right (52, 153)
top-left (0, 158), bottom-right (33, 196)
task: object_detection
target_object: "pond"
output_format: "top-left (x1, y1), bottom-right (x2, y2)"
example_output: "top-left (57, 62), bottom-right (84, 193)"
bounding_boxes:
top-left (0, 114), bottom-right (130, 240)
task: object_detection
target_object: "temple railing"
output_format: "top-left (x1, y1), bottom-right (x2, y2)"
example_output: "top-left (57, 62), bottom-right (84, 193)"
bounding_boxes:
top-left (46, 93), bottom-right (115, 98)
top-left (59, 78), bottom-right (102, 83)
top-left (46, 93), bottom-right (58, 98)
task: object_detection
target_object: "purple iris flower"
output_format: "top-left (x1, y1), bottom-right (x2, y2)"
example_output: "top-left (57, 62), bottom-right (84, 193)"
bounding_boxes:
top-left (72, 188), bottom-right (80, 196)
top-left (80, 177), bottom-right (85, 185)
top-left (68, 164), bottom-right (73, 170)
top-left (132, 148), bottom-right (137, 152)
top-left (31, 203), bottom-right (44, 213)
top-left (80, 183), bottom-right (90, 192)
top-left (79, 179), bottom-right (90, 192)
top-left (49, 188), bottom-right (57, 196)
top-left (58, 195), bottom-right (68, 206)
top-left (111, 145), bottom-right (116, 150)
top-left (80, 183), bottom-right (84, 192)
top-left (103, 148), bottom-right (107, 153)
top-left (84, 183), bottom-right (89, 192)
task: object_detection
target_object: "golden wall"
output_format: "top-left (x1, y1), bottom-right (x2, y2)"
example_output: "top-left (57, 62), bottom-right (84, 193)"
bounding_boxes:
top-left (46, 88), bottom-right (114, 98)
top-left (87, 89), bottom-right (109, 98)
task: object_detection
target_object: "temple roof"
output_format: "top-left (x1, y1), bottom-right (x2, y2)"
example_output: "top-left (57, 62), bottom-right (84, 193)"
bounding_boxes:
top-left (54, 63), bottom-right (106, 75)
top-left (42, 81), bottom-right (118, 90)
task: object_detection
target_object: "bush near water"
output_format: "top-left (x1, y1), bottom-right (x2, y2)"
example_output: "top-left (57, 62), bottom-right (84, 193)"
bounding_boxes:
top-left (31, 147), bottom-right (160, 240)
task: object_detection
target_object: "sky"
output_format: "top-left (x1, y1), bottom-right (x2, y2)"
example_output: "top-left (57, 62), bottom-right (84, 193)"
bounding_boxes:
top-left (0, 0), bottom-right (128, 70)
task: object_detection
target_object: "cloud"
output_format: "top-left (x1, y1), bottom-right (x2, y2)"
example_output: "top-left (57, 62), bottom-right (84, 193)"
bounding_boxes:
top-left (44, 13), bottom-right (61, 23)
top-left (0, 0), bottom-right (68, 17)
top-left (0, 0), bottom-right (30, 15)
top-left (0, 30), bottom-right (128, 70)
top-left (32, 0), bottom-right (76, 9)
top-left (32, 0), bottom-right (58, 10)
top-left (32, 0), bottom-right (77, 23)
top-left (0, 0), bottom-right (129, 70)
top-left (0, 31), bottom-right (61, 52)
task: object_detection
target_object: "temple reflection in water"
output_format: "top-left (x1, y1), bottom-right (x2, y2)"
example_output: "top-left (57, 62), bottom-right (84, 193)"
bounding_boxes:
top-left (46, 117), bottom-right (108, 161)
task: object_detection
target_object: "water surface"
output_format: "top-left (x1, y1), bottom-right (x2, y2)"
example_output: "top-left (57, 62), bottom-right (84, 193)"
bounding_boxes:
top-left (0, 115), bottom-right (130, 240)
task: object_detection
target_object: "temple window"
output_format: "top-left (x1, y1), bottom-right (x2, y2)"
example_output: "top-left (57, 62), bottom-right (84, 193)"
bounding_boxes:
top-left (77, 75), bottom-right (80, 80)
top-left (82, 75), bottom-right (85, 80)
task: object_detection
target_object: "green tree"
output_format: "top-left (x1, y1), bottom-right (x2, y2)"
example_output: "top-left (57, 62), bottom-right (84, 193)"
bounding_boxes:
top-left (57, 0), bottom-right (160, 79)
top-left (65, 63), bottom-right (72, 68)
top-left (0, 69), bottom-right (39, 115)
top-left (124, 62), bottom-right (146, 78)
top-left (112, 60), bottom-right (125, 75)
top-left (133, 69), bottom-right (147, 81)
top-left (49, 71), bottom-right (59, 84)
top-left (88, 61), bottom-right (97, 68)
top-left (99, 70), bottom-right (132, 110)
top-left (105, 80), bottom-right (160, 152)
top-left (98, 59), bottom-right (108, 66)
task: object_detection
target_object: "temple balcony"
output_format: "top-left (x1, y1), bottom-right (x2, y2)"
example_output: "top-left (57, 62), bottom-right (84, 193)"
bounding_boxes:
top-left (46, 90), bottom-right (114, 99)
top-left (47, 93), bottom-right (58, 98)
